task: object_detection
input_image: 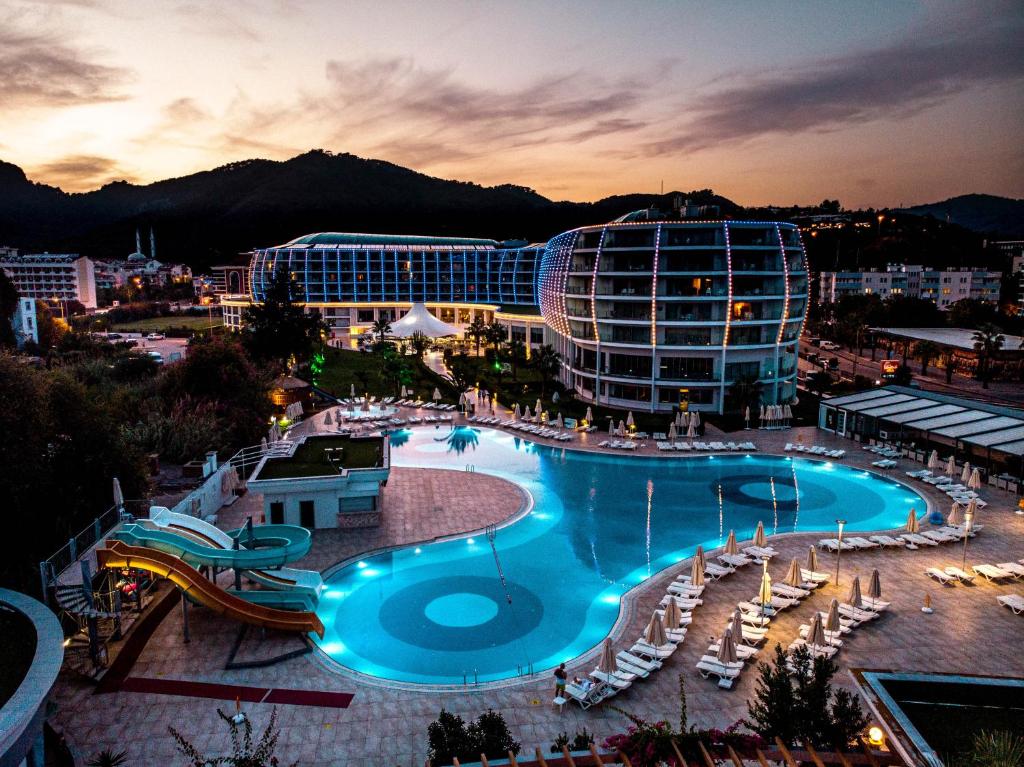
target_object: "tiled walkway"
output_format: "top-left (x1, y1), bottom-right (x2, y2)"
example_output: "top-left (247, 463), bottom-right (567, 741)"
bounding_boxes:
top-left (50, 421), bottom-right (1024, 767)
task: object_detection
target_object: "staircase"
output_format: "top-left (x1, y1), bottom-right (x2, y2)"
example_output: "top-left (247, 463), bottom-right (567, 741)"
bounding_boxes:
top-left (54, 584), bottom-right (121, 676)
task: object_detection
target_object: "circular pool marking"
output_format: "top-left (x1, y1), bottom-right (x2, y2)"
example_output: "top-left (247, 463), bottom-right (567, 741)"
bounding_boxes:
top-left (738, 481), bottom-right (801, 502)
top-left (424, 593), bottom-right (499, 627)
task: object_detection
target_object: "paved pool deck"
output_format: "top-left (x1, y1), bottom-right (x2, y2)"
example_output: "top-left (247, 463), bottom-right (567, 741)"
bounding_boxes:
top-left (49, 423), bottom-right (1024, 767)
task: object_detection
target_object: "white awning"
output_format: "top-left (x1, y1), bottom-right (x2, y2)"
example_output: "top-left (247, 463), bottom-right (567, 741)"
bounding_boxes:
top-left (387, 303), bottom-right (460, 338)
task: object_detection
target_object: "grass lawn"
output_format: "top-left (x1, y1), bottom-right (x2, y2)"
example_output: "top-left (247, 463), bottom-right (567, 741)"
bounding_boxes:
top-left (257, 435), bottom-right (384, 479)
top-left (315, 348), bottom-right (457, 401)
top-left (112, 315), bottom-right (220, 333)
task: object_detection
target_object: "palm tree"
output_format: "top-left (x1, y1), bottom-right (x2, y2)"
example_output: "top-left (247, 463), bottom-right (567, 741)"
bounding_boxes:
top-left (533, 344), bottom-right (561, 398)
top-left (485, 321), bottom-right (507, 352)
top-left (371, 317), bottom-right (392, 343)
top-left (914, 340), bottom-right (941, 376)
top-left (941, 349), bottom-right (957, 383)
top-left (466, 317), bottom-right (487, 355)
top-left (409, 331), bottom-right (431, 359)
top-left (506, 338), bottom-right (526, 379)
top-left (972, 323), bottom-right (1005, 389)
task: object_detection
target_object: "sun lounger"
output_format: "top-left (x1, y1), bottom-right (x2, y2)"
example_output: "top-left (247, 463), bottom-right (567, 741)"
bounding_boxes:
top-left (798, 625), bottom-right (844, 648)
top-left (921, 530), bottom-right (959, 544)
top-left (819, 538), bottom-right (855, 552)
top-left (618, 650), bottom-right (661, 673)
top-left (659, 594), bottom-right (702, 611)
top-left (653, 609), bottom-right (693, 629)
top-left (996, 562), bottom-right (1024, 579)
top-left (753, 594), bottom-right (799, 611)
top-left (737, 600), bottom-right (776, 617)
top-left (744, 545), bottom-right (779, 560)
top-left (943, 566), bottom-right (975, 583)
top-left (801, 569), bottom-right (830, 585)
top-left (667, 582), bottom-right (704, 599)
top-left (860, 596), bottom-right (890, 611)
top-left (926, 567), bottom-right (956, 585)
top-left (973, 564), bottom-right (1015, 582)
top-left (838, 603), bottom-right (879, 623)
top-left (787, 638), bottom-right (838, 660)
top-left (813, 612), bottom-right (854, 633)
top-left (707, 641), bottom-right (759, 659)
top-left (695, 656), bottom-right (744, 687)
top-left (631, 639), bottom-right (676, 660)
top-left (996, 595), bottom-right (1024, 615)
top-left (614, 657), bottom-right (652, 678)
top-left (704, 562), bottom-right (736, 579)
top-left (902, 533), bottom-right (938, 547)
top-left (905, 469), bottom-right (931, 478)
top-left (869, 535), bottom-right (905, 547)
top-left (591, 669), bottom-right (634, 689)
top-left (719, 553), bottom-right (753, 567)
top-left (564, 681), bottom-right (608, 709)
top-left (872, 460), bottom-right (897, 469)
top-left (846, 537), bottom-right (880, 549)
top-left (772, 583), bottom-right (811, 599)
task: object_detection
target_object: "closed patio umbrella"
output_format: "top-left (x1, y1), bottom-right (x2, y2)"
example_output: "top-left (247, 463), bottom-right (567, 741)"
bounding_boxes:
top-left (681, 411), bottom-right (690, 427)
top-left (585, 406), bottom-right (593, 423)
top-left (868, 569), bottom-right (882, 600)
top-left (645, 612), bottom-right (667, 647)
top-left (524, 406), bottom-right (532, 421)
top-left (961, 462), bottom-right (972, 484)
top-left (690, 556), bottom-right (705, 586)
top-left (717, 627), bottom-right (738, 664)
top-left (513, 403), bottom-right (521, 420)
top-left (825, 598), bottom-right (841, 632)
top-left (556, 413), bottom-right (564, 429)
top-left (668, 423), bottom-right (677, 440)
top-left (458, 392), bottom-right (466, 407)
top-left (968, 468), bottom-right (982, 490)
top-left (535, 398), bottom-right (542, 414)
top-left (694, 544), bottom-right (706, 570)
top-left (324, 409), bottom-right (334, 427)
top-left (687, 420), bottom-right (696, 438)
top-left (598, 638), bottom-right (617, 674)
top-left (847, 576), bottom-right (863, 608)
top-left (784, 558), bottom-right (803, 588)
top-left (626, 411), bottom-right (635, 429)
top-left (744, 406), bottom-right (750, 428)
top-left (945, 455), bottom-right (956, 476)
top-left (692, 411), bottom-right (701, 428)
top-left (401, 385), bottom-right (408, 398)
top-left (724, 530), bottom-right (739, 555)
top-left (617, 419), bottom-right (626, 436)
top-left (784, 404), bottom-right (793, 425)
top-left (608, 418), bottom-right (615, 436)
top-left (730, 608), bottom-right (745, 641)
top-left (948, 502), bottom-right (962, 526)
top-left (753, 520), bottom-right (767, 548)
top-left (806, 545), bottom-right (819, 572)
top-left (663, 597), bottom-right (683, 630)
top-left (675, 411), bottom-right (682, 427)
top-left (966, 497), bottom-right (978, 517)
top-left (759, 404), bottom-right (766, 426)
top-left (433, 387), bottom-right (442, 402)
top-left (806, 612), bottom-right (827, 650)
top-left (260, 436), bottom-right (268, 451)
top-left (757, 569), bottom-right (773, 625)
top-left (361, 397), bottom-right (370, 412)
top-left (113, 478), bottom-right (124, 510)
top-left (906, 509), bottom-right (920, 533)
top-left (928, 450), bottom-right (940, 470)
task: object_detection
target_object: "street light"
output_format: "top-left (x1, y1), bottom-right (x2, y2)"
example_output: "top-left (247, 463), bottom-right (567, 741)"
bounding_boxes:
top-left (834, 519), bottom-right (847, 586)
top-left (961, 508), bottom-right (974, 571)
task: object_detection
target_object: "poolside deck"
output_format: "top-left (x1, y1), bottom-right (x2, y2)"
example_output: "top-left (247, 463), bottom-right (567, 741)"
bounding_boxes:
top-left (49, 422), bottom-right (1024, 767)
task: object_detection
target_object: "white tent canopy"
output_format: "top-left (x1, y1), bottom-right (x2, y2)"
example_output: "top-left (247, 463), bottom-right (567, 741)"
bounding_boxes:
top-left (387, 303), bottom-right (460, 338)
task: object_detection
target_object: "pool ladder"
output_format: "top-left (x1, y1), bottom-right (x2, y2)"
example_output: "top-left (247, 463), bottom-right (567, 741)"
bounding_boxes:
top-left (516, 662), bottom-right (534, 677)
top-left (465, 464), bottom-right (476, 472)
top-left (463, 670), bottom-right (479, 686)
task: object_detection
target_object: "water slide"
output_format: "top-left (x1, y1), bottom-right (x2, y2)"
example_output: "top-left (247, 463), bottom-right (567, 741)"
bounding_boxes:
top-left (113, 507), bottom-right (323, 601)
top-left (97, 541), bottom-right (324, 637)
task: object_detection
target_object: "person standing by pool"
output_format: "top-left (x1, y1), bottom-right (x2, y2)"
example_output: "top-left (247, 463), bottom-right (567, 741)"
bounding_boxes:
top-left (554, 663), bottom-right (567, 698)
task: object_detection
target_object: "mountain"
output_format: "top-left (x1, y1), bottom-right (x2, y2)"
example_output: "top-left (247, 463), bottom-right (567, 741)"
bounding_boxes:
top-left (0, 150), bottom-right (738, 270)
top-left (899, 194), bottom-right (1024, 237)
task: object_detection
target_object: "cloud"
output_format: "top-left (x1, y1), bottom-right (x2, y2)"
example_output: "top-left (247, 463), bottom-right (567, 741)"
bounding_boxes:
top-left (639, 12), bottom-right (1024, 156)
top-left (28, 154), bottom-right (136, 191)
top-left (0, 21), bottom-right (130, 108)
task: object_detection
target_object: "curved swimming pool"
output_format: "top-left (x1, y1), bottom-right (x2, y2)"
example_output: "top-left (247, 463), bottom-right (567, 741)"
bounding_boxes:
top-left (313, 427), bottom-right (924, 685)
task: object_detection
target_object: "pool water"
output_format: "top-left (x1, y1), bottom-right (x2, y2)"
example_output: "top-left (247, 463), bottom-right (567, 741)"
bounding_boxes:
top-left (313, 427), bottom-right (923, 685)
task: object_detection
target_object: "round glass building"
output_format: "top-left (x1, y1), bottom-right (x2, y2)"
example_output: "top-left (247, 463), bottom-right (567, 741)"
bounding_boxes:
top-left (537, 220), bottom-right (808, 412)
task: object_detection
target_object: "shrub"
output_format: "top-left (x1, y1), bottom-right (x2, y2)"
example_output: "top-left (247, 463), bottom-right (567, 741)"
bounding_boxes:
top-left (427, 709), bottom-right (520, 765)
top-left (551, 729), bottom-right (595, 753)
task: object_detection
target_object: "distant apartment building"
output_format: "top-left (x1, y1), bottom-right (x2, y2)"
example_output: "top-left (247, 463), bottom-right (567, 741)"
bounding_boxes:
top-left (0, 250), bottom-right (97, 308)
top-left (989, 240), bottom-right (1024, 310)
top-left (818, 263), bottom-right (1001, 309)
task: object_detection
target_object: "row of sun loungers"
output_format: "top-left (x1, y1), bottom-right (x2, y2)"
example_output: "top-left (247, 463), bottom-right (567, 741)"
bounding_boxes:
top-left (927, 561), bottom-right (1024, 586)
top-left (784, 444), bottom-right (846, 458)
top-left (819, 524), bottom-right (980, 553)
top-left (498, 420), bottom-right (575, 441)
top-left (598, 440), bottom-right (637, 450)
top-left (655, 441), bottom-right (757, 452)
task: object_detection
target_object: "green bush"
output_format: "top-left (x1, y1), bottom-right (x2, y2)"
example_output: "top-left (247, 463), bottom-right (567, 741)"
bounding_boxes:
top-left (426, 709), bottom-right (520, 765)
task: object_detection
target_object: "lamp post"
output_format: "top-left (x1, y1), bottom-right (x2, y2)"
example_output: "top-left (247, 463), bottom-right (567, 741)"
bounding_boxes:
top-left (834, 519), bottom-right (847, 587)
top-left (961, 508), bottom-right (974, 571)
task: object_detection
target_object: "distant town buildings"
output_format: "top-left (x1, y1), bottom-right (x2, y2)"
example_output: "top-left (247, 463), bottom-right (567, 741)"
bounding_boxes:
top-left (818, 264), bottom-right (1001, 309)
top-left (94, 229), bottom-right (192, 292)
top-left (0, 250), bottom-right (98, 308)
top-left (989, 240), bottom-right (1024, 310)
top-left (11, 297), bottom-right (38, 347)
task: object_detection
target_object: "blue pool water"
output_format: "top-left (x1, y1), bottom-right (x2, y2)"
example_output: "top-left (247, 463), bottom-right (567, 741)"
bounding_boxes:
top-left (313, 427), bottom-right (924, 685)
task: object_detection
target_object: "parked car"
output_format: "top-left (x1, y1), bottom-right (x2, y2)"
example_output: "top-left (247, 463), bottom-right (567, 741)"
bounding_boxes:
top-left (146, 332), bottom-right (165, 340)
top-left (106, 332), bottom-right (123, 340)
top-left (146, 351), bottom-right (165, 364)
top-left (807, 337), bottom-right (822, 346)
top-left (819, 340), bottom-right (841, 351)
top-left (827, 357), bottom-right (840, 370)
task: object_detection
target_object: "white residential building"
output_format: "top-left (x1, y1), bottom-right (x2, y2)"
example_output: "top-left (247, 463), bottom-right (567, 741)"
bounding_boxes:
top-left (818, 263), bottom-right (1001, 309)
top-left (0, 251), bottom-right (97, 308)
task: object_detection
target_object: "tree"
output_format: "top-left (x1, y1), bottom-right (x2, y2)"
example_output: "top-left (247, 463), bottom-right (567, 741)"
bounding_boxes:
top-left (485, 321), bottom-right (507, 352)
top-left (746, 644), bottom-right (867, 749)
top-left (466, 317), bottom-right (487, 354)
top-left (914, 340), bottom-right (942, 375)
top-left (0, 270), bottom-right (18, 347)
top-left (448, 354), bottom-right (475, 394)
top-left (380, 344), bottom-right (412, 391)
top-left (409, 330), bottom-right (431, 359)
top-left (370, 317), bottom-right (392, 343)
top-left (242, 267), bottom-right (326, 369)
top-left (506, 338), bottom-right (526, 379)
top-left (427, 709), bottom-right (520, 765)
top-left (972, 323), bottom-right (1005, 388)
top-left (728, 375), bottom-right (763, 414)
top-left (533, 344), bottom-right (561, 398)
top-left (169, 707), bottom-right (295, 767)
top-left (942, 349), bottom-right (957, 383)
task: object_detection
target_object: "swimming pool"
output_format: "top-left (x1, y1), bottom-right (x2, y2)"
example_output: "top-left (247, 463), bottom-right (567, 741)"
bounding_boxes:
top-left (313, 427), bottom-right (924, 685)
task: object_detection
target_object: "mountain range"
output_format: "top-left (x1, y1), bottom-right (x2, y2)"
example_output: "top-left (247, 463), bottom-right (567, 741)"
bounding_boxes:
top-left (0, 149), bottom-right (1019, 270)
top-left (899, 194), bottom-right (1024, 238)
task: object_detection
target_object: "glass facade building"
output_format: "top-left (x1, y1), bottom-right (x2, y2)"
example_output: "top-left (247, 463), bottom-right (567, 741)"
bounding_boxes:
top-left (537, 220), bottom-right (808, 412)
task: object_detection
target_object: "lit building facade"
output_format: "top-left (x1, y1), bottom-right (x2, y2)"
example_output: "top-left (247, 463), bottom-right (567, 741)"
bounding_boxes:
top-left (222, 232), bottom-right (545, 347)
top-left (0, 251), bottom-right (97, 308)
top-left (538, 220), bottom-right (808, 412)
top-left (818, 264), bottom-right (1001, 309)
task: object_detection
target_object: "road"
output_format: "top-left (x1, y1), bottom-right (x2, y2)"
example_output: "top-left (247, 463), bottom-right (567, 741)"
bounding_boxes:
top-left (797, 341), bottom-right (1024, 407)
top-left (113, 333), bottom-right (190, 363)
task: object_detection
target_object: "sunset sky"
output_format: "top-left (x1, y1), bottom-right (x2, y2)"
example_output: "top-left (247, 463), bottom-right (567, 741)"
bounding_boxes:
top-left (3, 0), bottom-right (1022, 207)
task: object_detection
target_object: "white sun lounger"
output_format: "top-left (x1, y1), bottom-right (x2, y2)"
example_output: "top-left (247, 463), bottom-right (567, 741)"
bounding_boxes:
top-left (670, 579), bottom-right (705, 597)
top-left (744, 545), bottom-right (779, 560)
top-left (618, 650), bottom-right (661, 673)
top-left (996, 562), bottom-right (1024, 579)
top-left (869, 535), bottom-right (905, 547)
top-left (615, 656), bottom-right (652, 678)
top-left (788, 638), bottom-right (838, 660)
top-left (659, 594), bottom-right (702, 611)
top-left (860, 596), bottom-right (890, 612)
top-left (996, 595), bottom-right (1024, 614)
top-left (591, 668), bottom-right (634, 689)
top-left (631, 639), bottom-right (676, 660)
top-left (921, 530), bottom-right (959, 544)
top-left (838, 603), bottom-right (879, 623)
top-left (819, 538), bottom-right (855, 552)
top-left (973, 564), bottom-right (1015, 582)
top-left (926, 567), bottom-right (956, 585)
top-left (695, 656), bottom-right (743, 688)
top-left (719, 553), bottom-right (753, 567)
top-left (902, 533), bottom-right (938, 547)
top-left (846, 537), bottom-right (880, 549)
top-left (707, 641), bottom-right (759, 660)
top-left (773, 583), bottom-right (811, 599)
top-left (943, 566), bottom-right (975, 583)
top-left (813, 612), bottom-right (854, 633)
top-left (564, 681), bottom-right (609, 709)
top-left (753, 594), bottom-right (800, 611)
top-left (801, 569), bottom-right (830, 585)
top-left (798, 625), bottom-right (844, 648)
top-left (737, 600), bottom-right (777, 617)
top-left (704, 562), bottom-right (736, 579)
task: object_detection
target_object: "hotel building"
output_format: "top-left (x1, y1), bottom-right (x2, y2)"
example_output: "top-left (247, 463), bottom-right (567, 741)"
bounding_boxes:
top-left (818, 264), bottom-right (1001, 309)
top-left (0, 250), bottom-right (97, 309)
